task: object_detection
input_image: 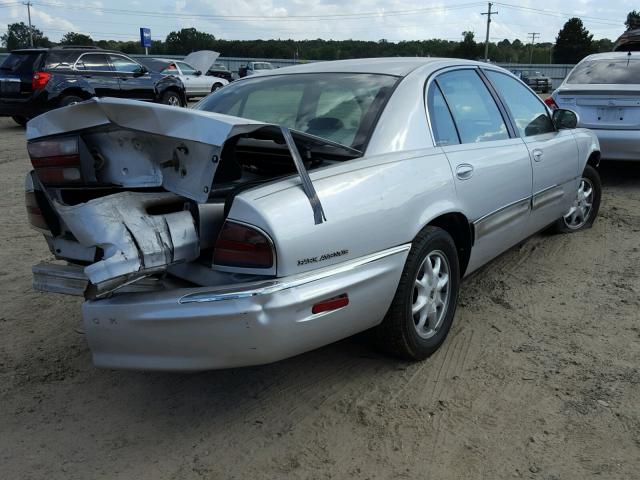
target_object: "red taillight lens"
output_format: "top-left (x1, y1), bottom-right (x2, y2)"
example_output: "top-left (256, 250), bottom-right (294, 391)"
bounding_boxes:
top-left (32, 71), bottom-right (51, 90)
top-left (213, 221), bottom-right (274, 269)
top-left (25, 190), bottom-right (49, 231)
top-left (544, 96), bottom-right (559, 110)
top-left (28, 137), bottom-right (82, 185)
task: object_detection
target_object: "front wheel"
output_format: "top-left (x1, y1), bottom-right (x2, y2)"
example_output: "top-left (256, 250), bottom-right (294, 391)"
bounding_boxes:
top-left (211, 82), bottom-right (223, 93)
top-left (161, 91), bottom-right (182, 107)
top-left (11, 115), bottom-right (28, 127)
top-left (554, 164), bottom-right (601, 233)
top-left (375, 226), bottom-right (460, 361)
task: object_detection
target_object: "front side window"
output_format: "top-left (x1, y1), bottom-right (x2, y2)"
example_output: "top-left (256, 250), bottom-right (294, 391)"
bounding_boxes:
top-left (108, 55), bottom-right (142, 73)
top-left (176, 62), bottom-right (197, 75)
top-left (427, 84), bottom-right (460, 146)
top-left (76, 54), bottom-right (111, 72)
top-left (566, 58), bottom-right (640, 84)
top-left (195, 73), bottom-right (398, 150)
top-left (435, 70), bottom-right (509, 144)
top-left (485, 70), bottom-right (554, 137)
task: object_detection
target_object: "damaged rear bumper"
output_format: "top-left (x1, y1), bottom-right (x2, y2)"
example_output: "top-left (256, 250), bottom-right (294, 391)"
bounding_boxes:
top-left (82, 245), bottom-right (409, 371)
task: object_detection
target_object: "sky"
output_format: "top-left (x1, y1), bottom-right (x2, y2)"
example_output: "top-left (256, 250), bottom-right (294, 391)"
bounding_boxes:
top-left (1, 0), bottom-right (636, 44)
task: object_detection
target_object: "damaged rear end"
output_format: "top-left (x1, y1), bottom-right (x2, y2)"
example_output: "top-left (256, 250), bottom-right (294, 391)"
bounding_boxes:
top-left (25, 97), bottom-right (334, 299)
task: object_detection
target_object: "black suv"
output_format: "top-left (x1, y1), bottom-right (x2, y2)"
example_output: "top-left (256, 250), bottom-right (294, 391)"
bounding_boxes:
top-left (0, 47), bottom-right (187, 126)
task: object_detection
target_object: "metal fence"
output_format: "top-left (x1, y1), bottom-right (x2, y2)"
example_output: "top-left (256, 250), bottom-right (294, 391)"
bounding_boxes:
top-left (0, 52), bottom-right (575, 86)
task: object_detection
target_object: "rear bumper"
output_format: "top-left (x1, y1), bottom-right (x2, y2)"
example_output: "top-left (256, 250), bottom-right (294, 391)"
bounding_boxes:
top-left (0, 95), bottom-right (50, 118)
top-left (590, 128), bottom-right (640, 161)
top-left (81, 245), bottom-right (409, 371)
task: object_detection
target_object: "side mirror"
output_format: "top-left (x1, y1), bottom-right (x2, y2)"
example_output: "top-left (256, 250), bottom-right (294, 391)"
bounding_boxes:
top-left (195, 70), bottom-right (202, 76)
top-left (133, 66), bottom-right (147, 77)
top-left (552, 109), bottom-right (579, 130)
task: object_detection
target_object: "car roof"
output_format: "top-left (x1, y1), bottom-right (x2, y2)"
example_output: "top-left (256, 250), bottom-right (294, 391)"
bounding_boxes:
top-left (263, 57), bottom-right (486, 77)
top-left (11, 47), bottom-right (122, 54)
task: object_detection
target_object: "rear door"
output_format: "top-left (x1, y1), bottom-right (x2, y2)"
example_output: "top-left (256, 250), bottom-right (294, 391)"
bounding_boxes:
top-left (74, 53), bottom-right (120, 97)
top-left (427, 68), bottom-right (533, 272)
top-left (107, 54), bottom-right (154, 101)
top-left (484, 69), bottom-right (579, 231)
top-left (0, 51), bottom-right (44, 100)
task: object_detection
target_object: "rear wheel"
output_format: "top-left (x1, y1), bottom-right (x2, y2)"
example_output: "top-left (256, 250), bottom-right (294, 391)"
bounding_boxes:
top-left (161, 91), bottom-right (182, 107)
top-left (554, 164), bottom-right (601, 233)
top-left (375, 226), bottom-right (460, 360)
top-left (11, 115), bottom-right (28, 127)
top-left (59, 95), bottom-right (83, 107)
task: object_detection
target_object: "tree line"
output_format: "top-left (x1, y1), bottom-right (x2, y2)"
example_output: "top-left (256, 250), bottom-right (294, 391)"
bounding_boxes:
top-left (2, 10), bottom-right (639, 64)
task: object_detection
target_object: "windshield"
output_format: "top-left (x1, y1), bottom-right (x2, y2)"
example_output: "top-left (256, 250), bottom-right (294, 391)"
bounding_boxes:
top-left (566, 58), bottom-right (640, 84)
top-left (194, 73), bottom-right (398, 150)
top-left (0, 52), bottom-right (43, 74)
top-left (253, 62), bottom-right (273, 70)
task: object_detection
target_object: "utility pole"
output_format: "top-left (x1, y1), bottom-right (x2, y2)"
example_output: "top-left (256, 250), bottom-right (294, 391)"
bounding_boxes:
top-left (481, 2), bottom-right (497, 62)
top-left (23, 2), bottom-right (33, 47)
top-left (528, 32), bottom-right (540, 64)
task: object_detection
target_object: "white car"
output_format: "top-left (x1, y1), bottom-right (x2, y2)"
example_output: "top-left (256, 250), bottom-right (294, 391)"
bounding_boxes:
top-left (154, 58), bottom-right (228, 98)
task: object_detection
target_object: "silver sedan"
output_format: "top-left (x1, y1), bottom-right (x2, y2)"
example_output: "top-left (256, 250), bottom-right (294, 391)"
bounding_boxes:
top-left (25, 58), bottom-right (601, 371)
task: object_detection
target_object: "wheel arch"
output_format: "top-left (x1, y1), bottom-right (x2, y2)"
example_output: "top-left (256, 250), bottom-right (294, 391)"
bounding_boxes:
top-left (587, 150), bottom-right (601, 168)
top-left (424, 212), bottom-right (473, 277)
top-left (58, 87), bottom-right (93, 103)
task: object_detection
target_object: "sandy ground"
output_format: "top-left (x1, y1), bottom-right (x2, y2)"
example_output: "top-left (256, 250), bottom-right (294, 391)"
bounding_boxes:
top-left (0, 116), bottom-right (639, 480)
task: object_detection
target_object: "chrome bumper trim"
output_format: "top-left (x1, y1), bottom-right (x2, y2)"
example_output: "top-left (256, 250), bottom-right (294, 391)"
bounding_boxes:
top-left (179, 243), bottom-right (412, 304)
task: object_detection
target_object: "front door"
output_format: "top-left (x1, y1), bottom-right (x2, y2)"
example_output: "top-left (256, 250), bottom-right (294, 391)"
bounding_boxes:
top-left (427, 68), bottom-right (534, 274)
top-left (108, 54), bottom-right (154, 101)
top-left (483, 70), bottom-right (580, 232)
top-left (175, 61), bottom-right (206, 96)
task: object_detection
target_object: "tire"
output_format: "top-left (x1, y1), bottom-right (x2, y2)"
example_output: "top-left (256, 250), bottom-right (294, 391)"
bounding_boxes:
top-left (161, 91), bottom-right (182, 107)
top-left (11, 115), bottom-right (28, 127)
top-left (553, 164), bottom-right (601, 233)
top-left (375, 226), bottom-right (460, 361)
top-left (211, 83), bottom-right (223, 93)
top-left (59, 95), bottom-right (83, 107)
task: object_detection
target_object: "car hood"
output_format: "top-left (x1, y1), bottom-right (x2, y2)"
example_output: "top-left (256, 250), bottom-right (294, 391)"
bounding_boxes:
top-left (183, 50), bottom-right (220, 74)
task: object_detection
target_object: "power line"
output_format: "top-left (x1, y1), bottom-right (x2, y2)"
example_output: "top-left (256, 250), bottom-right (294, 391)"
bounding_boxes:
top-left (494, 2), bottom-right (622, 26)
top-left (527, 32), bottom-right (540, 63)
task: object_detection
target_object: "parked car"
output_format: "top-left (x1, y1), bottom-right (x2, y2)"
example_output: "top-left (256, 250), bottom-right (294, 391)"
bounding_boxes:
top-left (0, 47), bottom-right (187, 126)
top-left (207, 62), bottom-right (233, 83)
top-left (24, 58), bottom-right (600, 371)
top-left (614, 28), bottom-right (640, 51)
top-left (511, 69), bottom-right (552, 93)
top-left (546, 51), bottom-right (639, 161)
top-left (238, 61), bottom-right (274, 77)
top-left (138, 57), bottom-right (228, 98)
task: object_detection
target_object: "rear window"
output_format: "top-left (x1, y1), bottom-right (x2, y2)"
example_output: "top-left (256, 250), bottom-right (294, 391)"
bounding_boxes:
top-left (0, 52), bottom-right (43, 74)
top-left (566, 58), bottom-right (640, 84)
top-left (194, 73), bottom-right (398, 150)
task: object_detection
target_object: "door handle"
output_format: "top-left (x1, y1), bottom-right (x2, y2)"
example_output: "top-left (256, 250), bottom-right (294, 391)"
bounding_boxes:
top-left (456, 164), bottom-right (474, 180)
top-left (532, 149), bottom-right (544, 162)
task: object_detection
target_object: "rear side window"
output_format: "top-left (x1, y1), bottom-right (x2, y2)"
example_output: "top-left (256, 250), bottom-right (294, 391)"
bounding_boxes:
top-left (0, 52), bottom-right (43, 74)
top-left (427, 84), bottom-right (460, 146)
top-left (436, 70), bottom-right (509, 144)
top-left (76, 54), bottom-right (111, 72)
top-left (484, 70), bottom-right (554, 137)
top-left (566, 58), bottom-right (640, 84)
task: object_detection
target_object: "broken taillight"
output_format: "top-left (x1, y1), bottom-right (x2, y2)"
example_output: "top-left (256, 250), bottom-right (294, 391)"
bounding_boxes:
top-left (25, 190), bottom-right (49, 231)
top-left (213, 221), bottom-right (274, 269)
top-left (27, 136), bottom-right (83, 185)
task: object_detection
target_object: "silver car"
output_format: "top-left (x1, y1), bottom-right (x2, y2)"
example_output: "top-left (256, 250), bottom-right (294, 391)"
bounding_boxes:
top-left (25, 58), bottom-right (601, 371)
top-left (548, 51), bottom-right (639, 161)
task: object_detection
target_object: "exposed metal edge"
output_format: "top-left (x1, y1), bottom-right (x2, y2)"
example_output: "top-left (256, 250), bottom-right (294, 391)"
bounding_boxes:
top-left (179, 243), bottom-right (412, 304)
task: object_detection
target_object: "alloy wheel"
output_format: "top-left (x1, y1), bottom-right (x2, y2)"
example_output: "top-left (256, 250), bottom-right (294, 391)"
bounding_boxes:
top-left (412, 250), bottom-right (450, 339)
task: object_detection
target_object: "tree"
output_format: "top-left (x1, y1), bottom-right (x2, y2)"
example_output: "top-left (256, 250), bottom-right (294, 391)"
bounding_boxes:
top-left (165, 28), bottom-right (216, 54)
top-left (626, 10), bottom-right (640, 31)
top-left (455, 31), bottom-right (479, 59)
top-left (59, 32), bottom-right (94, 46)
top-left (554, 18), bottom-right (594, 64)
top-left (1, 22), bottom-right (50, 50)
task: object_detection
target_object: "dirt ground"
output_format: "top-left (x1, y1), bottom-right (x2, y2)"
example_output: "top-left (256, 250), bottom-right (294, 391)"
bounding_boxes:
top-left (0, 115), bottom-right (639, 480)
